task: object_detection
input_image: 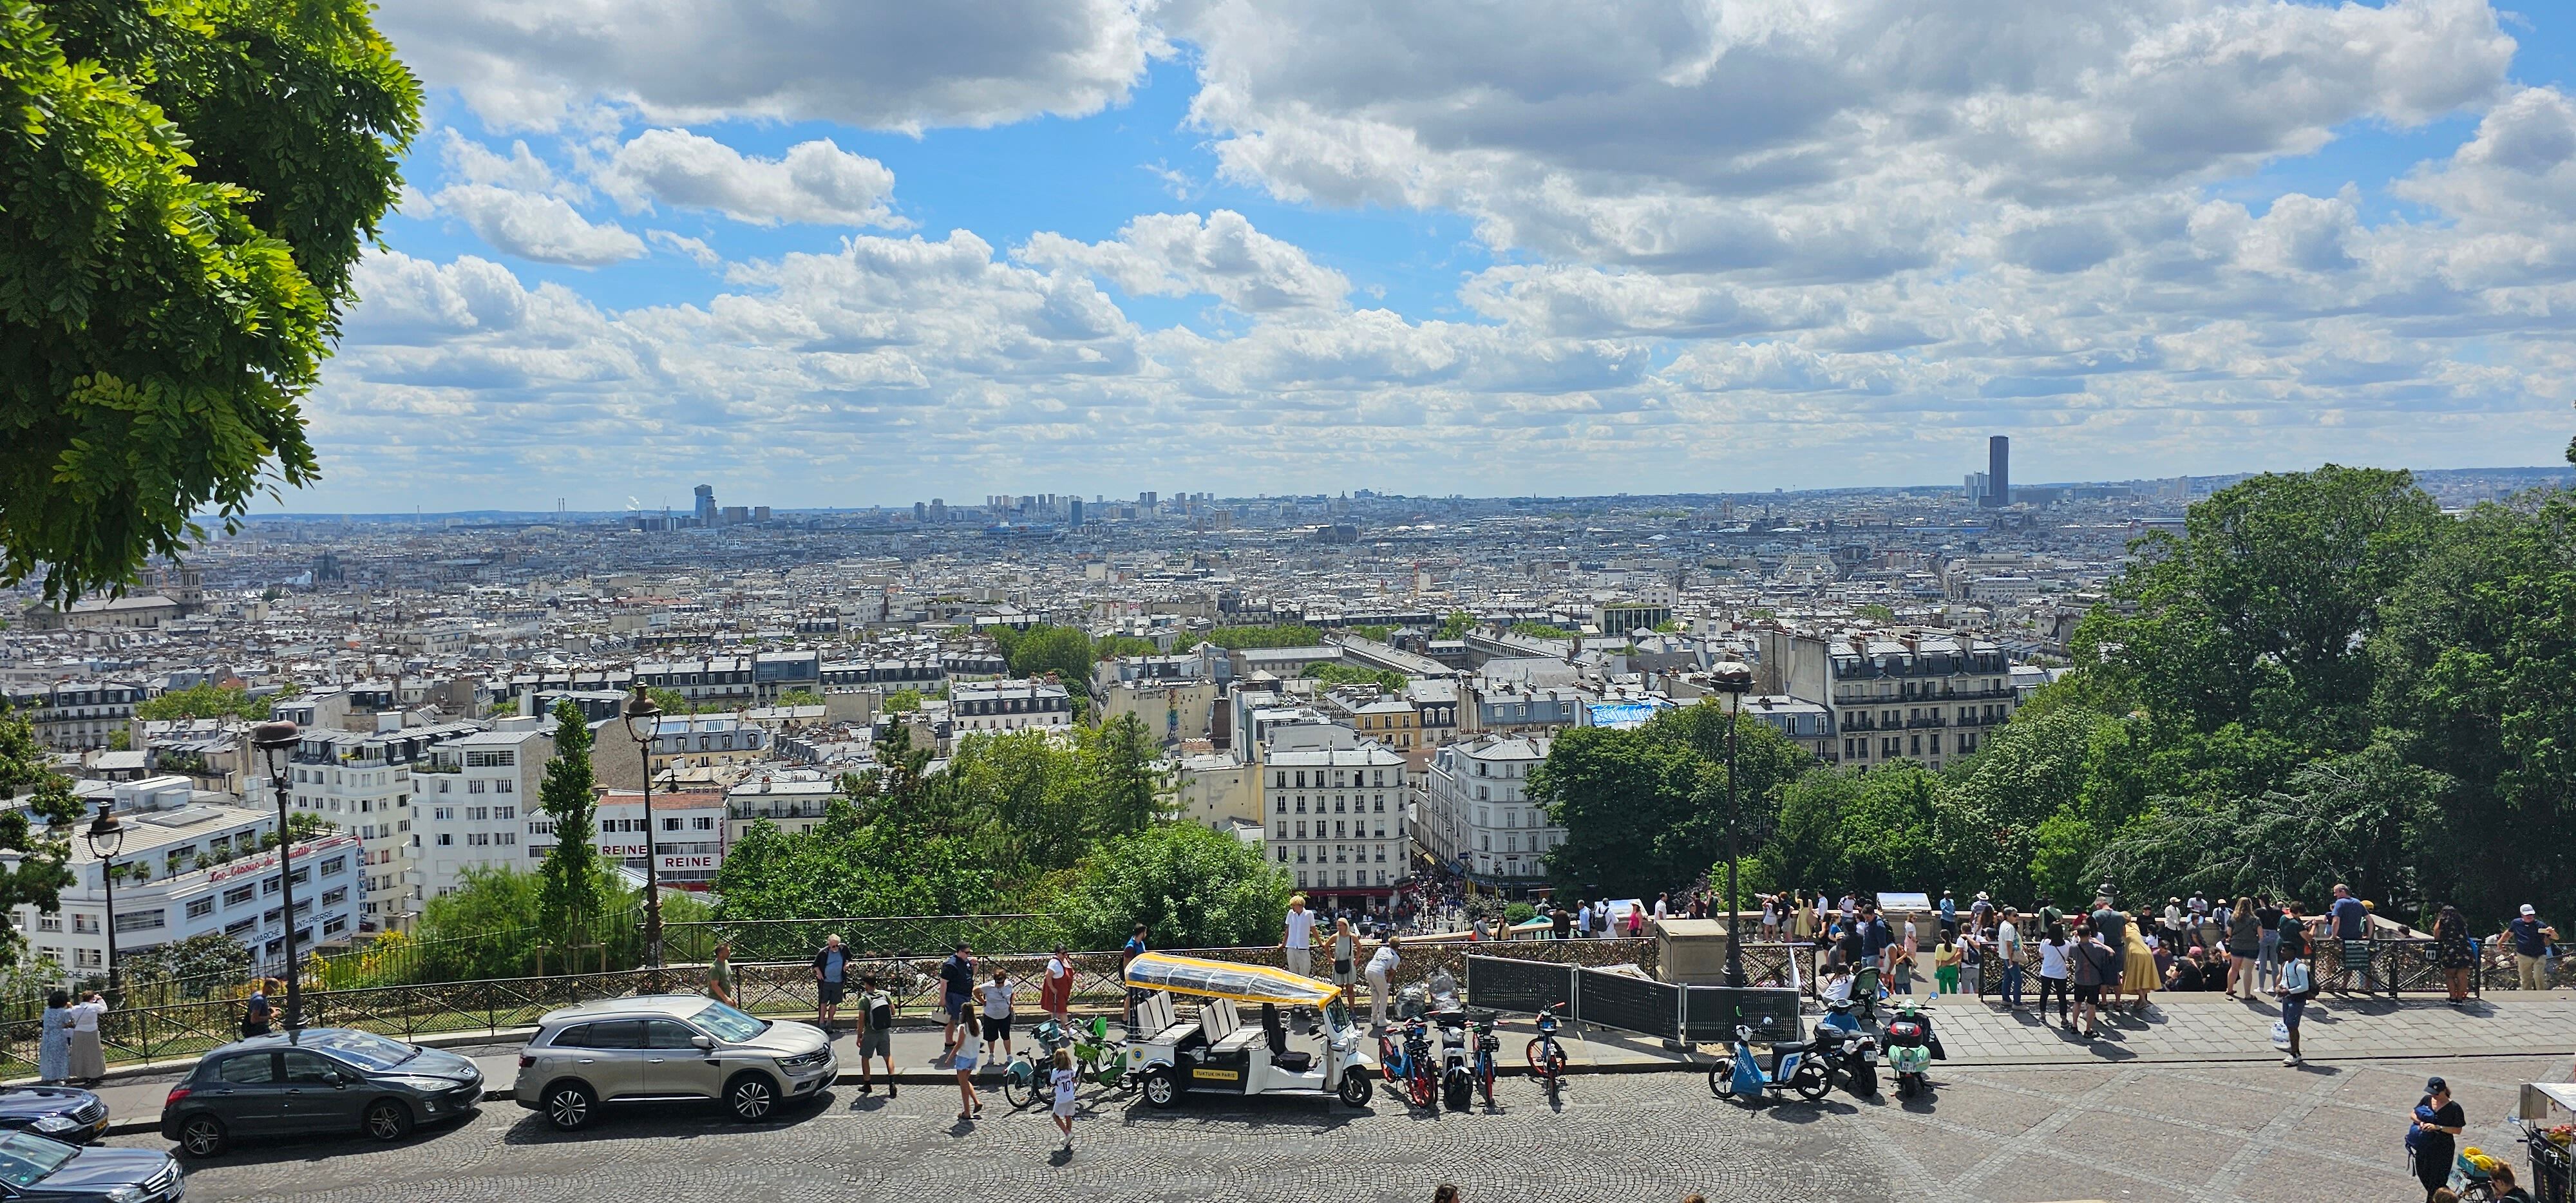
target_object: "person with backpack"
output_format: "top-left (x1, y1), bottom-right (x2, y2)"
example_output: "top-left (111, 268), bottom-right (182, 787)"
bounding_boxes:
top-left (2412, 1077), bottom-right (2467, 1202)
top-left (239, 978), bottom-right (277, 1039)
top-left (2070, 924), bottom-right (2117, 1039)
top-left (853, 972), bottom-right (896, 1099)
top-left (2275, 905), bottom-right (2316, 1066)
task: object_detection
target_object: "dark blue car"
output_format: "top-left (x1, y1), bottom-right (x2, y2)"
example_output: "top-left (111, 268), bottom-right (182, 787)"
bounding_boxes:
top-left (0, 1088), bottom-right (110, 1145)
top-left (0, 1130), bottom-right (181, 1203)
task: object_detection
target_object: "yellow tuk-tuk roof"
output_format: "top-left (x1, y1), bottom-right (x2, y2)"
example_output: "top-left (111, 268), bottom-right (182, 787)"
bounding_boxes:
top-left (1122, 952), bottom-right (1341, 1007)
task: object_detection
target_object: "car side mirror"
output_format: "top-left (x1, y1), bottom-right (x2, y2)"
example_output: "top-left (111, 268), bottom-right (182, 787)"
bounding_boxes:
top-left (691, 1036), bottom-right (713, 1051)
top-left (323, 1071), bottom-right (346, 1086)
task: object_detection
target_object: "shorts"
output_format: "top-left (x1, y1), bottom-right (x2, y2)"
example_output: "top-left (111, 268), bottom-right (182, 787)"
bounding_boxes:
top-left (819, 981), bottom-right (846, 1006)
top-left (981, 1014), bottom-right (1012, 1043)
top-left (858, 1027), bottom-right (891, 1058)
top-left (2072, 984), bottom-right (2101, 1003)
top-left (943, 991), bottom-right (970, 1021)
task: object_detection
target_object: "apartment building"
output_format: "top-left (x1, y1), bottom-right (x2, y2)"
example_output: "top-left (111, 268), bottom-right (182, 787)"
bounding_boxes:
top-left (641, 715), bottom-right (773, 777)
top-left (7, 778), bottom-right (363, 974)
top-left (724, 771), bottom-right (838, 841)
top-left (4, 681), bottom-right (146, 750)
top-left (1258, 728), bottom-right (1409, 903)
top-left (413, 728), bottom-right (549, 902)
top-left (949, 677), bottom-right (1073, 735)
top-left (1421, 734), bottom-right (1559, 889)
top-left (284, 722), bottom-right (481, 933)
top-left (1095, 677), bottom-right (1222, 746)
top-left (1756, 628), bottom-right (2015, 772)
top-left (632, 657), bottom-right (755, 709)
top-left (529, 788), bottom-right (728, 889)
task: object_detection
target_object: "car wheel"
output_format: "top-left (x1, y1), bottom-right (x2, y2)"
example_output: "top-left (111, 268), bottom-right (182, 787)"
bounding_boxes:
top-left (543, 1081), bottom-right (596, 1132)
top-left (363, 1099), bottom-right (413, 1141)
top-left (175, 1114), bottom-right (227, 1159)
top-left (726, 1072), bottom-right (778, 1122)
top-left (1338, 1072), bottom-right (1374, 1108)
top-left (1141, 1068), bottom-right (1181, 1109)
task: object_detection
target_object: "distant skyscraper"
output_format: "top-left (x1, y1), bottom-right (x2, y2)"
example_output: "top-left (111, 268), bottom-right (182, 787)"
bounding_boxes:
top-left (1984, 437), bottom-right (2011, 508)
top-left (1139, 491), bottom-right (1158, 510)
top-left (1068, 498), bottom-right (1084, 525)
top-left (694, 484), bottom-right (715, 526)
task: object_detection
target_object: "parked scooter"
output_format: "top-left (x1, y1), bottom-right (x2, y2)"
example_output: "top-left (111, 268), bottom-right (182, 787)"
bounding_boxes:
top-left (1708, 1024), bottom-right (1833, 1103)
top-left (1883, 1003), bottom-right (1945, 1098)
top-left (1814, 998), bottom-right (1880, 1098)
top-left (1434, 1009), bottom-right (1475, 1111)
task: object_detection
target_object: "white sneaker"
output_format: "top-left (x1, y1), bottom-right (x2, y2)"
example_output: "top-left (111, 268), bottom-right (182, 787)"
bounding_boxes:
top-left (2281, 1055), bottom-right (2299, 1066)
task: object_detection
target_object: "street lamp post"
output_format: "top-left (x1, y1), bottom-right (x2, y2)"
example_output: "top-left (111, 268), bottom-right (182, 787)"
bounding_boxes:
top-left (622, 685), bottom-right (665, 969)
top-left (1712, 662), bottom-right (1754, 989)
top-left (83, 806), bottom-right (125, 1007)
top-left (251, 721), bottom-right (305, 1029)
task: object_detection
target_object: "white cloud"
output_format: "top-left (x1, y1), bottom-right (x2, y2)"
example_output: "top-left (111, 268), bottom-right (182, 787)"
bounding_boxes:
top-left (1018, 211), bottom-right (1349, 312)
top-left (431, 185), bottom-right (647, 266)
top-left (381, 0), bottom-right (1160, 132)
top-left (597, 129), bottom-right (900, 227)
top-left (647, 230), bottom-right (722, 267)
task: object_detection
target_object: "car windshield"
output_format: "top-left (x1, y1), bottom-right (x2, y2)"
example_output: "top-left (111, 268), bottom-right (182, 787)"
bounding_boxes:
top-left (689, 1001), bottom-right (769, 1043)
top-left (0, 1131), bottom-right (77, 1186)
top-left (310, 1031), bottom-right (419, 1070)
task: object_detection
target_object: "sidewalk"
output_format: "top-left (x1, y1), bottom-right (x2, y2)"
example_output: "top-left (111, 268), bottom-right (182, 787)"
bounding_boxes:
top-left (1904, 987), bottom-right (2576, 1065)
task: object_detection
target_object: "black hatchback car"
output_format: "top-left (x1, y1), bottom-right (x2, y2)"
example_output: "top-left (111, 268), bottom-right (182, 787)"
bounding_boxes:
top-left (0, 1088), bottom-right (110, 1145)
top-left (159, 1029), bottom-right (483, 1158)
top-left (0, 1129), bottom-right (181, 1203)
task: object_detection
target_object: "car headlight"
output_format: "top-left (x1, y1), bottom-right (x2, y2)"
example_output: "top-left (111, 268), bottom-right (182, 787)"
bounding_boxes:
top-left (30, 1114), bottom-right (79, 1133)
top-left (383, 1077), bottom-right (462, 1092)
top-left (104, 1185), bottom-right (144, 1203)
top-left (775, 1050), bottom-right (830, 1070)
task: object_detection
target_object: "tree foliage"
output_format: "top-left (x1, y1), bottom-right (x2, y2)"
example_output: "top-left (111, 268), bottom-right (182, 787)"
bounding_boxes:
top-left (534, 701), bottom-right (606, 944)
top-left (1302, 661), bottom-right (1410, 693)
top-left (1, 0), bottom-right (420, 602)
top-left (1201, 624), bottom-right (1325, 650)
top-left (134, 681), bottom-right (271, 721)
top-left (1052, 822), bottom-right (1289, 950)
top-left (1531, 703), bottom-right (1809, 900)
top-left (0, 705), bottom-right (85, 967)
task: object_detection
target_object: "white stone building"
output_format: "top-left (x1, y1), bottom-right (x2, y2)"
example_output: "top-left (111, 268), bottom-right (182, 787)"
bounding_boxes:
top-left (1259, 729), bottom-right (1409, 905)
top-left (413, 728), bottom-right (549, 901)
top-left (1421, 734), bottom-right (1560, 890)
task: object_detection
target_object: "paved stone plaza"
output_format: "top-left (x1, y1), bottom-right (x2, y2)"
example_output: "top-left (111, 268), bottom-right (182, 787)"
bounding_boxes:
top-left (110, 1048), bottom-right (2570, 1203)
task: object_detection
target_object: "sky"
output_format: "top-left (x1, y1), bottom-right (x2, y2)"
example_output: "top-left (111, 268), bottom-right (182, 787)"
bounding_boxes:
top-left (294, 0), bottom-right (2576, 513)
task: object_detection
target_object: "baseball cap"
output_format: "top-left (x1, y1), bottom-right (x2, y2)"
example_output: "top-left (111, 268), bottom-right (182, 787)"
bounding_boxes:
top-left (2524, 904), bottom-right (2538, 916)
top-left (2427, 1076), bottom-right (2449, 1093)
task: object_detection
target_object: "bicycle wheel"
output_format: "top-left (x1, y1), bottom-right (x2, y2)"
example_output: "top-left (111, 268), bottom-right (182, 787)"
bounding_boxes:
top-left (1709, 1056), bottom-right (1738, 1099)
top-left (1000, 1059), bottom-right (1039, 1110)
top-left (1477, 1054), bottom-right (1496, 1106)
top-left (1524, 1036), bottom-right (1551, 1075)
top-left (1408, 1064), bottom-right (1437, 1108)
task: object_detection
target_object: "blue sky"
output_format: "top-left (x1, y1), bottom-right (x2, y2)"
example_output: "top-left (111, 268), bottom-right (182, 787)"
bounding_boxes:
top-left (297, 0), bottom-right (2576, 512)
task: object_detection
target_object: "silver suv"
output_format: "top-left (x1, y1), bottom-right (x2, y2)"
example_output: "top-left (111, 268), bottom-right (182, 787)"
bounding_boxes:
top-left (513, 995), bottom-right (836, 1130)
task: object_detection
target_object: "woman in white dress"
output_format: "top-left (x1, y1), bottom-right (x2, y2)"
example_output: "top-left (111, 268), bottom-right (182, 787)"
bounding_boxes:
top-left (1048, 1048), bottom-right (1078, 1152)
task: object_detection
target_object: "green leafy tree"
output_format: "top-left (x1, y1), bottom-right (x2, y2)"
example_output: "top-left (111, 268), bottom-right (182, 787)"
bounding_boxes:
top-left (1510, 621), bottom-right (1578, 639)
top-left (1855, 603), bottom-right (1896, 624)
top-left (2090, 743), bottom-right (2448, 912)
top-left (534, 701), bottom-right (607, 945)
top-left (645, 687), bottom-right (697, 715)
top-left (775, 688), bottom-right (823, 708)
top-left (1434, 611), bottom-right (1476, 639)
top-left (1531, 726), bottom-right (1705, 898)
top-left (1, 0), bottom-right (421, 602)
top-left (1079, 712), bottom-right (1171, 840)
top-left (998, 623), bottom-right (1094, 683)
top-left (119, 929), bottom-right (251, 995)
top-left (882, 687), bottom-right (924, 714)
top-left (1202, 624), bottom-right (1325, 650)
top-left (1092, 634), bottom-right (1162, 660)
top-left (0, 706), bottom-right (86, 966)
top-left (135, 682), bottom-right (271, 721)
top-left (1051, 823), bottom-right (1289, 950)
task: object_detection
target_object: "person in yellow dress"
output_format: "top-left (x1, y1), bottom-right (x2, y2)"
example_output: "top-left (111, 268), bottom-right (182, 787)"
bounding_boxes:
top-left (2121, 912), bottom-right (2160, 1012)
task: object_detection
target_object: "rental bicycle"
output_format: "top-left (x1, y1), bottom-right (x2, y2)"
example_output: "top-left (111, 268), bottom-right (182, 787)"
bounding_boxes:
top-left (1470, 1010), bottom-right (1499, 1108)
top-left (1524, 1003), bottom-right (1569, 1103)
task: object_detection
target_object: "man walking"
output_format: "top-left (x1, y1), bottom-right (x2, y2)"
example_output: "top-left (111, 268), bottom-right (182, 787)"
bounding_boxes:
top-left (853, 971), bottom-right (896, 1098)
top-left (1283, 894), bottom-right (1318, 978)
top-left (1122, 924), bottom-right (1149, 1029)
top-left (813, 934), bottom-right (850, 1028)
top-left (1997, 907), bottom-right (2025, 1009)
top-left (2510, 904), bottom-right (2557, 991)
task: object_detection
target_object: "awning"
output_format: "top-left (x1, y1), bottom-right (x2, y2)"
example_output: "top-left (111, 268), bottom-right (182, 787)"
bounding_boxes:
top-left (1122, 951), bottom-right (1342, 1007)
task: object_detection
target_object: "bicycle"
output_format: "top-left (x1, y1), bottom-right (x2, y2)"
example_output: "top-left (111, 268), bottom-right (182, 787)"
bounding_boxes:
top-left (1470, 1010), bottom-right (1499, 1108)
top-left (1379, 1018), bottom-right (1437, 1109)
top-left (1068, 1015), bottom-right (1132, 1093)
top-left (1524, 1002), bottom-right (1568, 1103)
top-left (1000, 1019), bottom-right (1072, 1110)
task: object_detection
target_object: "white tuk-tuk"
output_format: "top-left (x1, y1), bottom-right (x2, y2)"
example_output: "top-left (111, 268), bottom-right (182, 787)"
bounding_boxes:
top-left (1122, 952), bottom-right (1379, 1109)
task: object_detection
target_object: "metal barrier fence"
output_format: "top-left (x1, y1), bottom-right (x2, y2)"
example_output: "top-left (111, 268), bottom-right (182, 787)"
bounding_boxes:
top-left (1970, 936), bottom-right (2490, 999)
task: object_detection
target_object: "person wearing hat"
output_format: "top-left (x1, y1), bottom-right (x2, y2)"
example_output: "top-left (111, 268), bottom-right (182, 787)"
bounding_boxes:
top-left (1969, 891), bottom-right (1993, 938)
top-left (2413, 1077), bottom-right (2466, 1202)
top-left (1041, 943), bottom-right (1075, 1026)
top-left (2509, 905), bottom-right (2557, 991)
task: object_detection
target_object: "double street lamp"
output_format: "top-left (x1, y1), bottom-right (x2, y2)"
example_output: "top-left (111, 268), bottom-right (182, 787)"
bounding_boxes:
top-left (1712, 662), bottom-right (1754, 989)
top-left (82, 806), bottom-right (124, 1007)
top-left (251, 720), bottom-right (305, 1030)
top-left (621, 685), bottom-right (665, 969)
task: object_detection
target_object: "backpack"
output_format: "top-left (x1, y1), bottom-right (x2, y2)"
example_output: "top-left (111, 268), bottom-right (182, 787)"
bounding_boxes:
top-left (2280, 958), bottom-right (2312, 995)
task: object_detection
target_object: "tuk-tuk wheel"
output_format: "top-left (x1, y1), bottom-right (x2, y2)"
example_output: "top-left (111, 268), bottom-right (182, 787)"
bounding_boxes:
top-left (1142, 1068), bottom-right (1182, 1109)
top-left (1338, 1072), bottom-right (1374, 1108)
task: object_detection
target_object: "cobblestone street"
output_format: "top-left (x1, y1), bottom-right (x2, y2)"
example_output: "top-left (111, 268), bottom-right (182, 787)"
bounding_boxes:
top-left (115, 1050), bottom-right (2569, 1203)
